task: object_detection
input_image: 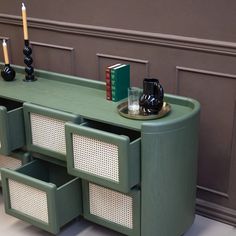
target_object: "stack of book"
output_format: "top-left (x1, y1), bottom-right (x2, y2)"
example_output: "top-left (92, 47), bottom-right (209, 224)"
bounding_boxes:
top-left (105, 63), bottom-right (130, 102)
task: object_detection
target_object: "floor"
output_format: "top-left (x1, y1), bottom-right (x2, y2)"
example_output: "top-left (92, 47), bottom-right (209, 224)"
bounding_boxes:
top-left (0, 190), bottom-right (236, 236)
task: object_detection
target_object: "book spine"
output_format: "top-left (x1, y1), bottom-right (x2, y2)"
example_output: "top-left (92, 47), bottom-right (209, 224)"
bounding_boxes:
top-left (121, 65), bottom-right (130, 100)
top-left (111, 68), bottom-right (117, 101)
top-left (105, 67), bottom-right (112, 100)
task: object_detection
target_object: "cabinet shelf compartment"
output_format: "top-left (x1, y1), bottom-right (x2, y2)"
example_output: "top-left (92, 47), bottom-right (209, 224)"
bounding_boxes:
top-left (23, 102), bottom-right (82, 162)
top-left (83, 181), bottom-right (140, 236)
top-left (0, 97), bottom-right (25, 155)
top-left (0, 151), bottom-right (31, 185)
top-left (65, 120), bottom-right (141, 193)
top-left (1, 159), bottom-right (82, 234)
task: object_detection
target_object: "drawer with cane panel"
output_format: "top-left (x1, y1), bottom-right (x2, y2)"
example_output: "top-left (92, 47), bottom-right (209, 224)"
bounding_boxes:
top-left (65, 120), bottom-right (141, 193)
top-left (82, 180), bottom-right (140, 236)
top-left (1, 159), bottom-right (82, 234)
top-left (23, 102), bottom-right (82, 162)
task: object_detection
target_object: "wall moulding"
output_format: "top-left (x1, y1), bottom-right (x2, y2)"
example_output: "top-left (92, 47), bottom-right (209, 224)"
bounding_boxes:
top-left (0, 35), bottom-right (9, 41)
top-left (1, 14), bottom-right (236, 56)
top-left (30, 41), bottom-right (76, 75)
top-left (196, 198), bottom-right (236, 226)
top-left (197, 185), bottom-right (229, 199)
top-left (176, 66), bottom-right (236, 201)
top-left (175, 66), bottom-right (236, 94)
top-left (96, 53), bottom-right (149, 82)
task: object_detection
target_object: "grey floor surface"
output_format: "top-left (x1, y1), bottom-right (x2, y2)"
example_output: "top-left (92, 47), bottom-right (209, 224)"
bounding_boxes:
top-left (0, 190), bottom-right (236, 236)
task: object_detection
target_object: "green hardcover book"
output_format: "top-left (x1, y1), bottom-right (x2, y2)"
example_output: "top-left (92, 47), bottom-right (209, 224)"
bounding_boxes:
top-left (111, 64), bottom-right (130, 102)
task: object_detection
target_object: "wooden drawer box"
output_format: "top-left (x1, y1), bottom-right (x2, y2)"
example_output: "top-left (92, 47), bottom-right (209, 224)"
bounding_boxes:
top-left (0, 151), bottom-right (31, 184)
top-left (1, 159), bottom-right (82, 234)
top-left (65, 120), bottom-right (141, 193)
top-left (0, 97), bottom-right (25, 155)
top-left (83, 181), bottom-right (140, 236)
top-left (23, 102), bottom-right (82, 161)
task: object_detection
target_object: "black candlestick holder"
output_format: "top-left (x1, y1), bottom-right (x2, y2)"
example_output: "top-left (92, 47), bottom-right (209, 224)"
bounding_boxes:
top-left (23, 40), bottom-right (37, 82)
top-left (1, 64), bottom-right (16, 81)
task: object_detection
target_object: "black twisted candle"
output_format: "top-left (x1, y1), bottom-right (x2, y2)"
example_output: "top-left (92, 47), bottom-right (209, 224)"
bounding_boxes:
top-left (23, 40), bottom-right (36, 81)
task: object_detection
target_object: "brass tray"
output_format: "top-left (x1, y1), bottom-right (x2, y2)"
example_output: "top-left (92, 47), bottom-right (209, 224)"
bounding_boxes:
top-left (117, 101), bottom-right (171, 120)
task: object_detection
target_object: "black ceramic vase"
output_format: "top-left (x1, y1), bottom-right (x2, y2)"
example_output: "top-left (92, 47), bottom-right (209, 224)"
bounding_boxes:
top-left (1, 64), bottom-right (16, 81)
top-left (139, 78), bottom-right (164, 114)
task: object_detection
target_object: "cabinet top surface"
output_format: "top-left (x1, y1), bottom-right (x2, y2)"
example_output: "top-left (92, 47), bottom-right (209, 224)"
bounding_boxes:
top-left (0, 66), bottom-right (200, 130)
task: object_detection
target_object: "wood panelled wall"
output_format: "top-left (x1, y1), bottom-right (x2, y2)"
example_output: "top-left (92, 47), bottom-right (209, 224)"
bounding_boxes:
top-left (0, 0), bottom-right (236, 226)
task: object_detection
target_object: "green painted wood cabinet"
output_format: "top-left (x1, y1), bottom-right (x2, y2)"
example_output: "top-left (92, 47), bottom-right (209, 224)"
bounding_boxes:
top-left (0, 65), bottom-right (200, 236)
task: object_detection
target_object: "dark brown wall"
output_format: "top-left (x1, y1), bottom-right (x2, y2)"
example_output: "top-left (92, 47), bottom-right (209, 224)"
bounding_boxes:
top-left (1, 0), bottom-right (236, 42)
top-left (0, 0), bottom-right (236, 225)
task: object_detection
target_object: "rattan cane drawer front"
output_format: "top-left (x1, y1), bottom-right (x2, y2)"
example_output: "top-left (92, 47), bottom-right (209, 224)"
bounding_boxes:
top-left (1, 159), bottom-right (82, 234)
top-left (83, 181), bottom-right (140, 236)
top-left (23, 102), bottom-right (81, 161)
top-left (66, 121), bottom-right (141, 193)
top-left (0, 97), bottom-right (25, 155)
top-left (8, 179), bottom-right (49, 223)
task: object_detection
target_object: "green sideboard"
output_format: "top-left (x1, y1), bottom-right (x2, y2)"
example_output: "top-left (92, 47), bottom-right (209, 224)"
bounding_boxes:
top-left (0, 64), bottom-right (200, 235)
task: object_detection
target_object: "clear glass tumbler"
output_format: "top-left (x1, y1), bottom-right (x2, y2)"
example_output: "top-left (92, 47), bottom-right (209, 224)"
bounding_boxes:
top-left (128, 87), bottom-right (141, 114)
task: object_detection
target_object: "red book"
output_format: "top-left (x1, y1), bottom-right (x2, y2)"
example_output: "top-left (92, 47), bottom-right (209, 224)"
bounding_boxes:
top-left (105, 64), bottom-right (121, 100)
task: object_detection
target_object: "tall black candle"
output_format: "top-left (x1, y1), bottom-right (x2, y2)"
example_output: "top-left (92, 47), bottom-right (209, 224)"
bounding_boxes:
top-left (22, 3), bottom-right (36, 81)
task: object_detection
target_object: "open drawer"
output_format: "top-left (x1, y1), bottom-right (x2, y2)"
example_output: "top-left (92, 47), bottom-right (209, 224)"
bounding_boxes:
top-left (65, 120), bottom-right (141, 193)
top-left (0, 151), bottom-right (31, 185)
top-left (23, 102), bottom-right (82, 161)
top-left (1, 159), bottom-right (82, 234)
top-left (0, 97), bottom-right (25, 155)
top-left (83, 181), bottom-right (140, 236)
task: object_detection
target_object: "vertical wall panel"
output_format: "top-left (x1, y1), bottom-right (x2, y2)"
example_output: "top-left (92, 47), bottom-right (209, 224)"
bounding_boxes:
top-left (176, 67), bottom-right (236, 206)
top-left (31, 42), bottom-right (75, 75)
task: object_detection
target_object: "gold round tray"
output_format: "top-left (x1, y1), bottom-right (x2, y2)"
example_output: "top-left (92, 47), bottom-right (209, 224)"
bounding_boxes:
top-left (117, 101), bottom-right (171, 120)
